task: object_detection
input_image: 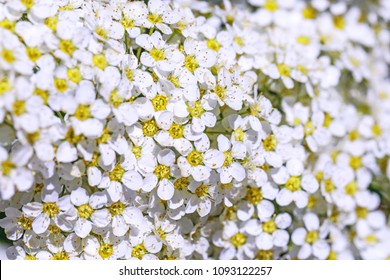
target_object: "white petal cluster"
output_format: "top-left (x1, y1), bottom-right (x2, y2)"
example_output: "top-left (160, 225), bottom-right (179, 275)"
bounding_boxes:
top-left (1, 0), bottom-right (390, 260)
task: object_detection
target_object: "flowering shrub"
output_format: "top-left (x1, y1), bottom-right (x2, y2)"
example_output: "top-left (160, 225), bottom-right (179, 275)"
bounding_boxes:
top-left (0, 0), bottom-right (390, 260)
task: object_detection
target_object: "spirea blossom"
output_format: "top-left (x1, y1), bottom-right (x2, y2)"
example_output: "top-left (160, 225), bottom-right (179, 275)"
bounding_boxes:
top-left (1, 0), bottom-right (390, 260)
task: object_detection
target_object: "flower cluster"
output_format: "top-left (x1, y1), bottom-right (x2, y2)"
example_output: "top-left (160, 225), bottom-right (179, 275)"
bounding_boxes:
top-left (1, 0), bottom-right (390, 260)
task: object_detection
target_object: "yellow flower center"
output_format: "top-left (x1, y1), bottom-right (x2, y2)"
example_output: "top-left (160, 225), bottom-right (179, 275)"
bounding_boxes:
top-left (148, 14), bottom-right (163, 25)
top-left (109, 90), bottom-right (123, 108)
top-left (142, 119), bottom-right (159, 137)
top-left (207, 39), bottom-right (221, 51)
top-left (187, 151), bottom-right (203, 166)
top-left (12, 100), bottom-right (26, 116)
top-left (285, 176), bottom-right (301, 192)
top-left (349, 130), bottom-right (359, 141)
top-left (93, 54), bottom-right (108, 70)
top-left (45, 17), bottom-right (58, 30)
top-left (77, 204), bottom-right (94, 219)
top-left (154, 164), bottom-right (171, 179)
top-left (246, 187), bottom-right (263, 204)
top-left (95, 27), bottom-right (108, 39)
top-left (26, 47), bottom-right (41, 62)
top-left (349, 156), bottom-right (362, 170)
top-left (256, 250), bottom-right (273, 260)
top-left (305, 230), bottom-right (319, 244)
top-left (223, 151), bottom-right (234, 167)
top-left (34, 88), bottom-right (49, 104)
top-left (51, 251), bottom-right (69, 260)
top-left (230, 233), bottom-right (247, 248)
top-left (109, 165), bottom-right (125, 182)
top-left (356, 207), bottom-right (368, 219)
top-left (372, 123), bottom-right (382, 137)
top-left (168, 123), bottom-right (184, 139)
top-left (324, 179), bottom-right (334, 193)
top-left (195, 184), bottom-right (209, 198)
top-left (263, 135), bottom-right (277, 151)
top-left (25, 255), bottom-right (37, 260)
top-left (59, 40), bottom-right (76, 55)
top-left (234, 128), bottom-right (245, 142)
top-left (99, 243), bottom-right (113, 259)
top-left (54, 78), bottom-right (68, 93)
top-left (333, 15), bottom-right (345, 29)
top-left (174, 177), bottom-right (189, 190)
top-left (42, 202), bottom-right (60, 218)
top-left (67, 68), bottom-right (82, 84)
top-left (302, 6), bottom-right (317, 19)
top-left (74, 104), bottom-right (91, 121)
top-left (132, 145), bottom-right (142, 160)
top-left (297, 36), bottom-right (311, 45)
top-left (132, 244), bottom-right (148, 259)
top-left (277, 63), bottom-right (290, 76)
top-left (262, 220), bottom-right (277, 234)
top-left (1, 49), bottom-right (15, 63)
top-left (109, 201), bottom-right (125, 216)
top-left (0, 78), bottom-right (12, 95)
top-left (304, 121), bottom-right (315, 136)
top-left (121, 18), bottom-right (135, 29)
top-left (214, 85), bottom-right (226, 100)
top-left (18, 216), bottom-right (32, 230)
top-left (184, 55), bottom-right (198, 73)
top-left (151, 95), bottom-right (168, 111)
top-left (264, 0), bottom-right (278, 12)
top-left (345, 181), bottom-right (358, 196)
top-left (0, 20), bottom-right (15, 31)
top-left (188, 101), bottom-right (204, 118)
top-left (150, 48), bottom-right (166, 61)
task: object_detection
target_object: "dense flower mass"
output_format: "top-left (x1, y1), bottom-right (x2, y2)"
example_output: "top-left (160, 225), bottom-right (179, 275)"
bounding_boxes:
top-left (0, 0), bottom-right (390, 260)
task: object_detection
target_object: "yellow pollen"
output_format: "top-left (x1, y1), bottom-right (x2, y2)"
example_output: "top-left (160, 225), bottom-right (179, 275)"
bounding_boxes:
top-left (297, 36), bottom-right (311, 45)
top-left (184, 55), bottom-right (198, 73)
top-left (142, 119), bottom-right (159, 137)
top-left (307, 195), bottom-right (317, 209)
top-left (195, 184), bottom-right (209, 198)
top-left (121, 18), bottom-right (135, 29)
top-left (264, 0), bottom-right (278, 12)
top-left (372, 123), bottom-right (382, 137)
top-left (109, 165), bottom-right (125, 182)
top-left (45, 17), bottom-right (58, 30)
top-left (99, 243), bottom-right (113, 259)
top-left (132, 244), bottom-right (148, 259)
top-left (51, 251), bottom-right (69, 260)
top-left (150, 48), bottom-right (166, 61)
top-left (345, 181), bottom-right (358, 196)
top-left (327, 250), bottom-right (337, 260)
top-left (12, 100), bottom-right (26, 116)
top-left (230, 233), bottom-right (247, 248)
top-left (151, 95), bottom-right (168, 111)
top-left (1, 49), bottom-right (15, 63)
top-left (74, 104), bottom-right (91, 121)
top-left (132, 146), bottom-right (142, 160)
top-left (356, 207), bottom-right (368, 219)
top-left (234, 37), bottom-right (244, 47)
top-left (54, 78), bottom-right (68, 93)
top-left (59, 40), bottom-right (76, 55)
top-left (26, 47), bottom-right (42, 62)
top-left (305, 230), bottom-right (319, 244)
top-left (21, 0), bottom-right (34, 8)
top-left (349, 156), bottom-right (362, 170)
top-left (262, 220), bottom-right (277, 234)
top-left (333, 15), bottom-right (345, 29)
top-left (285, 176), bottom-right (301, 192)
top-left (65, 128), bottom-right (84, 144)
top-left (246, 187), bottom-right (263, 204)
top-left (214, 85), bottom-right (226, 100)
top-left (18, 216), bottom-right (32, 230)
top-left (174, 177), bottom-right (189, 190)
top-left (67, 68), bottom-right (82, 84)
top-left (157, 228), bottom-right (167, 240)
top-left (348, 130), bottom-right (359, 141)
top-left (109, 201), bottom-right (125, 216)
top-left (207, 39), bottom-right (221, 51)
top-left (25, 255), bottom-right (37, 260)
top-left (220, 183), bottom-right (233, 190)
top-left (223, 151), bottom-right (234, 167)
top-left (365, 235), bottom-right (378, 244)
top-left (277, 64), bottom-right (290, 76)
top-left (302, 6), bottom-right (317, 19)
top-left (234, 128), bottom-right (245, 142)
top-left (109, 90), bottom-right (123, 108)
top-left (304, 121), bottom-right (315, 136)
top-left (188, 101), bottom-right (204, 118)
top-left (187, 151), bottom-right (203, 166)
top-left (256, 250), bottom-right (273, 260)
top-left (42, 202), bottom-right (60, 218)
top-left (167, 75), bottom-right (180, 88)
top-left (48, 224), bottom-right (61, 234)
top-left (0, 20), bottom-right (15, 31)
top-left (154, 164), bottom-right (171, 179)
top-left (168, 123), bottom-right (184, 139)
top-left (0, 78), bottom-right (12, 95)
top-left (95, 27), bottom-right (108, 39)
top-left (263, 135), bottom-right (277, 151)
top-left (93, 54), bottom-right (108, 70)
top-left (315, 171), bottom-right (323, 182)
top-left (77, 204), bottom-right (94, 219)
top-left (148, 14), bottom-right (163, 25)
top-left (125, 68), bottom-right (134, 81)
top-left (324, 179), bottom-right (334, 193)
top-left (226, 15), bottom-right (234, 25)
